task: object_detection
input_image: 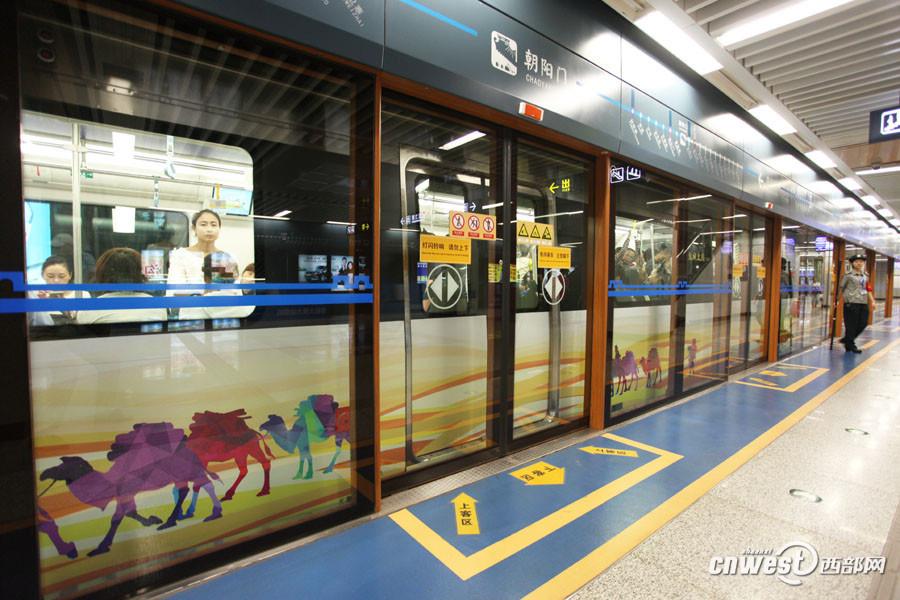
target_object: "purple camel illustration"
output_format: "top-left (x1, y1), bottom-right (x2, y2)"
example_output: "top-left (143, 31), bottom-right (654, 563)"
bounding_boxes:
top-left (622, 350), bottom-right (639, 391)
top-left (39, 422), bottom-right (223, 557)
top-left (613, 345), bottom-right (623, 396)
top-left (37, 506), bottom-right (77, 559)
top-left (260, 395), bottom-right (351, 480)
top-left (645, 346), bottom-right (662, 387)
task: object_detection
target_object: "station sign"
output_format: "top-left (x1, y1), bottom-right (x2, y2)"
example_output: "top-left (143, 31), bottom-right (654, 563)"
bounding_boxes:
top-left (869, 106), bottom-right (900, 143)
top-left (449, 210), bottom-right (496, 240)
top-left (420, 234), bottom-right (471, 265)
top-left (537, 246), bottom-right (571, 269)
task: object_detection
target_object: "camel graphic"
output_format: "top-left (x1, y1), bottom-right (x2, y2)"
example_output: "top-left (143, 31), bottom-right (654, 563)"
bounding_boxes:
top-left (178, 409), bottom-right (275, 519)
top-left (640, 347), bottom-right (662, 388)
top-left (260, 395), bottom-right (351, 480)
top-left (613, 346), bottom-right (639, 395)
top-left (37, 506), bottom-right (77, 559)
top-left (39, 422), bottom-right (223, 557)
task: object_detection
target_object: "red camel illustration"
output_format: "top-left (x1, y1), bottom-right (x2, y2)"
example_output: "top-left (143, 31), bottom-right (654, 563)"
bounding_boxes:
top-left (39, 422), bottom-right (222, 557)
top-left (178, 409), bottom-right (274, 519)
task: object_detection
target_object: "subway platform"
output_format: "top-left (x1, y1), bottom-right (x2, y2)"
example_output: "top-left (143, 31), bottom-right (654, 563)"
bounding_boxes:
top-left (155, 315), bottom-right (900, 600)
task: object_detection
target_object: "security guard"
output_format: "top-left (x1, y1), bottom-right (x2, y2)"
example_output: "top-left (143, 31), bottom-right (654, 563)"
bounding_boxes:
top-left (838, 254), bottom-right (875, 353)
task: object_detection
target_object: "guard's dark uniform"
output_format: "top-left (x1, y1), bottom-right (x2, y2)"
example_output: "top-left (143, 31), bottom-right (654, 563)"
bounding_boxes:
top-left (839, 258), bottom-right (872, 352)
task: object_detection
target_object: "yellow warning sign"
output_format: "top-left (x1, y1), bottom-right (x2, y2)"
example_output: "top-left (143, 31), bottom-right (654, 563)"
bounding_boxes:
top-left (451, 492), bottom-right (480, 535)
top-left (756, 265), bottom-right (766, 279)
top-left (537, 246), bottom-right (572, 269)
top-left (516, 221), bottom-right (554, 245)
top-left (488, 262), bottom-right (502, 283)
top-left (732, 263), bottom-right (746, 279)
top-left (579, 446), bottom-right (638, 458)
top-left (509, 461), bottom-right (565, 485)
top-left (510, 264), bottom-right (517, 282)
top-left (419, 234), bottom-right (471, 265)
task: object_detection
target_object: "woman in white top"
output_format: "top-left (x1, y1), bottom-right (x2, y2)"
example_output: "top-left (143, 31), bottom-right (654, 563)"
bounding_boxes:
top-left (179, 251), bottom-right (253, 320)
top-left (168, 209), bottom-right (228, 294)
top-left (76, 247), bottom-right (167, 324)
top-left (31, 255), bottom-right (76, 326)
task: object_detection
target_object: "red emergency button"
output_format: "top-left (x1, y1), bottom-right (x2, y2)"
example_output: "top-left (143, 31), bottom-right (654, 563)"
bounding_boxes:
top-left (518, 102), bottom-right (544, 122)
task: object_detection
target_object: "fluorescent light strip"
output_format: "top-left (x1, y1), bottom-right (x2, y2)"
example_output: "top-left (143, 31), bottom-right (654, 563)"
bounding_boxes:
top-left (804, 150), bottom-right (836, 169)
top-left (674, 218), bottom-right (712, 224)
top-left (326, 220), bottom-right (356, 226)
top-left (534, 210), bottom-right (584, 220)
top-left (856, 165), bottom-right (900, 176)
top-left (782, 225), bottom-right (801, 230)
top-left (439, 131), bottom-right (486, 151)
top-left (747, 105), bottom-right (795, 135)
top-left (861, 195), bottom-right (880, 207)
top-left (635, 11), bottom-right (722, 75)
top-left (481, 202), bottom-right (504, 209)
top-left (717, 0), bottom-right (855, 46)
top-left (646, 194), bottom-right (712, 205)
top-left (723, 214), bottom-right (747, 220)
top-left (252, 214), bottom-right (288, 221)
top-left (838, 177), bottom-right (862, 190)
top-left (389, 228), bottom-right (419, 233)
top-left (273, 210), bottom-right (292, 218)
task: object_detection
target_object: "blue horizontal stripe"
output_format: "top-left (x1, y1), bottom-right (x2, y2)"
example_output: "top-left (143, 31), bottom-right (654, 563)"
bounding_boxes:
top-left (0, 293), bottom-right (373, 314)
top-left (398, 0), bottom-right (477, 36)
top-left (25, 282), bottom-right (370, 292)
top-left (609, 289), bottom-right (732, 297)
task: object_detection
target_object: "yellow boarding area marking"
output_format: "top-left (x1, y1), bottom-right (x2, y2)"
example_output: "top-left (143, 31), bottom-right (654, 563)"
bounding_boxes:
top-left (389, 433), bottom-right (682, 581)
top-left (523, 336), bottom-right (900, 600)
top-left (858, 339), bottom-right (879, 350)
top-left (580, 447), bottom-right (639, 458)
top-left (736, 363), bottom-right (829, 393)
top-left (509, 461), bottom-right (565, 485)
top-left (451, 493), bottom-right (480, 536)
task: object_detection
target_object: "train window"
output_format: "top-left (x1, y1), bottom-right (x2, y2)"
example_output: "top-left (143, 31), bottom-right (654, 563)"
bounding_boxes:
top-left (20, 1), bottom-right (375, 597)
top-left (22, 112), bottom-right (255, 327)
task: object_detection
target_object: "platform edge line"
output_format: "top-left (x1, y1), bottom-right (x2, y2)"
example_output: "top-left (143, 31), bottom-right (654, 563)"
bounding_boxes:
top-left (522, 337), bottom-right (900, 600)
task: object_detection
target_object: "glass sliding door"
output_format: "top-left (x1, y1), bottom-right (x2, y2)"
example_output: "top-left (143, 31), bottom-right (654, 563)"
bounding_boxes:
top-left (512, 142), bottom-right (590, 439)
top-left (20, 1), bottom-right (375, 597)
top-left (728, 213), bottom-right (769, 373)
top-left (379, 97), bottom-right (501, 478)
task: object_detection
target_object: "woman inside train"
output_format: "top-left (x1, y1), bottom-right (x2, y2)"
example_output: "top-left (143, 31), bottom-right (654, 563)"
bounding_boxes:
top-left (76, 247), bottom-right (167, 324)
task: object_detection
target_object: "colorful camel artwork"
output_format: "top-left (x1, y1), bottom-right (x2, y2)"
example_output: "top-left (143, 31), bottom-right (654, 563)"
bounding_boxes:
top-left (613, 345), bottom-right (639, 395)
top-left (39, 422), bottom-right (222, 557)
top-left (261, 395), bottom-right (351, 480)
top-left (37, 506), bottom-right (77, 559)
top-left (640, 347), bottom-right (662, 388)
top-left (179, 409), bottom-right (274, 519)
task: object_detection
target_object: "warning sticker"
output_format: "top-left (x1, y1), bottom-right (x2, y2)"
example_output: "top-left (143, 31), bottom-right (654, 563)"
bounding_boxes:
top-left (537, 246), bottom-right (572, 269)
top-left (420, 234), bottom-right (471, 265)
top-left (449, 211), bottom-right (497, 240)
top-left (516, 221), bottom-right (554, 245)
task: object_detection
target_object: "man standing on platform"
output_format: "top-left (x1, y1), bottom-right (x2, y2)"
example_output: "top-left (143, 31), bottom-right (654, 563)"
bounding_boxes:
top-left (839, 254), bottom-right (875, 353)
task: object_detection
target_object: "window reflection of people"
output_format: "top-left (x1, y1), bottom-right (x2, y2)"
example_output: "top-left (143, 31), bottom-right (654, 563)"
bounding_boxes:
top-left (76, 248), bottom-right (166, 324)
top-left (647, 243), bottom-right (672, 284)
top-left (168, 209), bottom-right (228, 294)
top-left (615, 247), bottom-right (645, 285)
top-left (31, 256), bottom-right (75, 326)
top-left (50, 233), bottom-right (96, 282)
top-left (240, 262), bottom-right (255, 295)
top-left (180, 252), bottom-right (252, 320)
top-left (338, 257), bottom-right (349, 275)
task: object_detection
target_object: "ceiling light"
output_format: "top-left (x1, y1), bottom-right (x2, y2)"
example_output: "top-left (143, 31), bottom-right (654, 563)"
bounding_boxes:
top-left (481, 202), bottom-right (503, 209)
top-left (326, 220), bottom-right (355, 225)
top-left (747, 105), bottom-right (795, 135)
top-left (415, 179), bottom-right (430, 193)
top-left (768, 155), bottom-right (812, 177)
top-left (877, 208), bottom-right (893, 217)
top-left (831, 197), bottom-right (859, 209)
top-left (804, 150), bottom-right (836, 169)
top-left (717, 0), bottom-right (855, 46)
top-left (808, 181), bottom-right (839, 196)
top-left (838, 177), bottom-right (862, 190)
top-left (273, 210), bottom-right (292, 218)
top-left (635, 11), bottom-right (723, 75)
top-left (646, 193), bottom-right (712, 205)
top-left (861, 195), bottom-right (880, 207)
top-left (439, 131), bottom-right (486, 151)
top-left (782, 225), bottom-right (800, 230)
top-left (890, 219), bottom-right (900, 226)
top-left (111, 131), bottom-right (135, 162)
top-left (856, 165), bottom-right (900, 176)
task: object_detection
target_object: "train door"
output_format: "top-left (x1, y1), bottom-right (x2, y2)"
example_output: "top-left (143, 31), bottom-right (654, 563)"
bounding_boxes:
top-left (379, 98), bottom-right (593, 487)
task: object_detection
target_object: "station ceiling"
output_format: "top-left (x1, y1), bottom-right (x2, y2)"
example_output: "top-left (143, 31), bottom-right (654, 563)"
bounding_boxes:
top-left (604, 0), bottom-right (900, 251)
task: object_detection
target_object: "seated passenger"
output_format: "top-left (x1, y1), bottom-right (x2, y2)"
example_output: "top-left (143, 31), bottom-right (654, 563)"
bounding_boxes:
top-left (76, 247), bottom-right (167, 324)
top-left (240, 262), bottom-right (256, 295)
top-left (179, 252), bottom-right (254, 320)
top-left (31, 255), bottom-right (76, 326)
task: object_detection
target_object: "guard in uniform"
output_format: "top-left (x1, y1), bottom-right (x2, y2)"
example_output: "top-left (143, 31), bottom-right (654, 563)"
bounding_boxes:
top-left (838, 254), bottom-right (875, 353)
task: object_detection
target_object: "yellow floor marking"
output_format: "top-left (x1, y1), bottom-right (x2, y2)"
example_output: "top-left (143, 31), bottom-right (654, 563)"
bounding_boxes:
top-left (509, 461), bottom-right (565, 486)
top-left (747, 377), bottom-right (779, 386)
top-left (736, 365), bottom-right (829, 392)
top-left (580, 447), bottom-right (639, 458)
top-left (776, 364), bottom-right (816, 370)
top-left (523, 336), bottom-right (900, 600)
top-left (389, 434), bottom-right (682, 580)
top-left (858, 339), bottom-right (878, 350)
top-left (759, 370), bottom-right (786, 377)
top-left (451, 493), bottom-right (480, 535)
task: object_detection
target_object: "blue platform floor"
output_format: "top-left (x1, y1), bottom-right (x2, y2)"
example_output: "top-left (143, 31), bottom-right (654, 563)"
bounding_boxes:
top-left (168, 317), bottom-right (900, 600)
